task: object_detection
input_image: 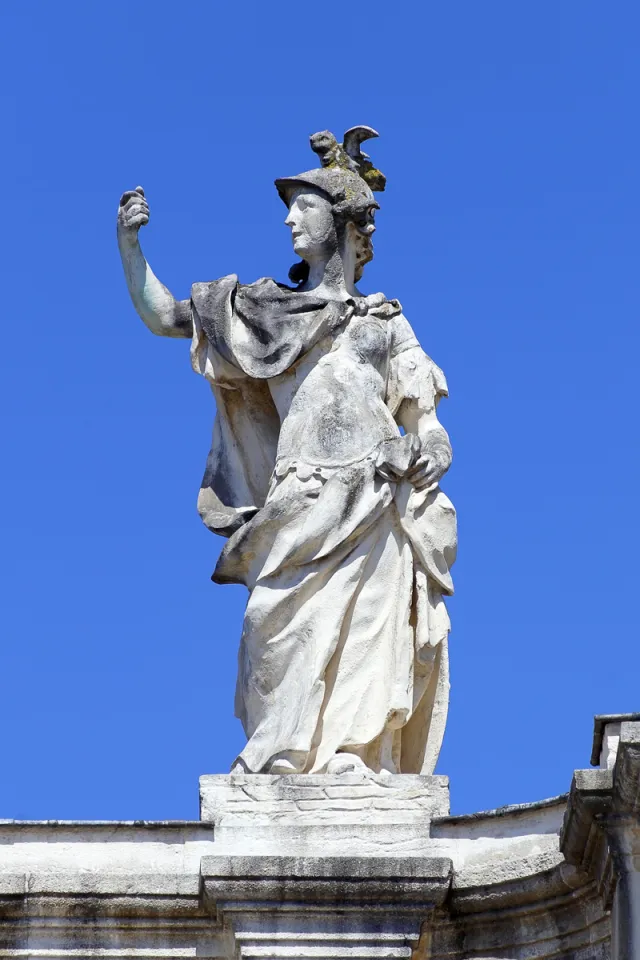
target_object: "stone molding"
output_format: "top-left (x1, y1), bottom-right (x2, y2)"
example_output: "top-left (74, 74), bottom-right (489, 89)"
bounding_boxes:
top-left (561, 720), bottom-right (640, 959)
top-left (6, 726), bottom-right (640, 959)
top-left (200, 773), bottom-right (449, 858)
top-left (202, 854), bottom-right (452, 960)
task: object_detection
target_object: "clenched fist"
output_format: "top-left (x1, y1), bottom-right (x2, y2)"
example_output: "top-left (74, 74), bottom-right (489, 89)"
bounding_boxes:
top-left (117, 186), bottom-right (149, 240)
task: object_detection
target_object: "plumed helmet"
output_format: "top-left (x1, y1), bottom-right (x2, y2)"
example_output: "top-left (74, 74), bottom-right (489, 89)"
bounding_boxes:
top-left (276, 126), bottom-right (386, 285)
top-left (275, 125), bottom-right (386, 213)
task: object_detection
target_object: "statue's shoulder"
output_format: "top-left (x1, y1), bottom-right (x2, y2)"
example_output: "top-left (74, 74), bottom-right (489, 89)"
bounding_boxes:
top-left (381, 306), bottom-right (448, 397)
top-left (192, 274), bottom-right (295, 316)
top-left (243, 276), bottom-right (292, 290)
top-left (191, 274), bottom-right (239, 309)
top-left (238, 277), bottom-right (299, 301)
top-left (192, 276), bottom-right (291, 297)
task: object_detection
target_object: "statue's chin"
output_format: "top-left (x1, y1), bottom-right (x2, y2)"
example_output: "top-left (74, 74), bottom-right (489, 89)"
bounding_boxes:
top-left (292, 241), bottom-right (312, 259)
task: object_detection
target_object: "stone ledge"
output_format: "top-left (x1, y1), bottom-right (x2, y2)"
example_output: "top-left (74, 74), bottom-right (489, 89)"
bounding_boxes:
top-left (200, 773), bottom-right (449, 821)
top-left (432, 793), bottom-right (567, 827)
top-left (201, 854), bottom-right (453, 906)
top-left (0, 875), bottom-right (26, 896)
top-left (0, 820), bottom-right (213, 829)
top-left (560, 768), bottom-right (613, 886)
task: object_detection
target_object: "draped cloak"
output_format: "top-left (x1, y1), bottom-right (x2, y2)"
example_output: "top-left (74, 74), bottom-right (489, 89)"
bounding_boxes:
top-left (190, 275), bottom-right (456, 774)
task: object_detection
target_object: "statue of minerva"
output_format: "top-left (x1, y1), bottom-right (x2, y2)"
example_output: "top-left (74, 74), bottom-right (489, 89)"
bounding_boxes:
top-left (117, 126), bottom-right (456, 776)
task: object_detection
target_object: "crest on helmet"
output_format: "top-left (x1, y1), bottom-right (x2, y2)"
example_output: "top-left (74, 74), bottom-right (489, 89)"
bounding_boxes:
top-left (275, 125), bottom-right (386, 209)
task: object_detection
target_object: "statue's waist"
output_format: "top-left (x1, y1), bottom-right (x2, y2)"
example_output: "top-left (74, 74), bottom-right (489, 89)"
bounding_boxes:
top-left (276, 399), bottom-right (398, 466)
top-left (272, 433), bottom-right (420, 479)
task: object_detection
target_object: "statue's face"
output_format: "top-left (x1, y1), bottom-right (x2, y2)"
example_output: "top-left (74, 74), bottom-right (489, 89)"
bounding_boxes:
top-left (285, 188), bottom-right (337, 260)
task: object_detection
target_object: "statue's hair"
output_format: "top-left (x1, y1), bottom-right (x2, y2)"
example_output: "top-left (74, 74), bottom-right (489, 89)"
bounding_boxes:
top-left (353, 230), bottom-right (374, 282)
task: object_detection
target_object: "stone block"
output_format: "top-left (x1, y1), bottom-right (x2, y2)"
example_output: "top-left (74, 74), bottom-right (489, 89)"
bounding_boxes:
top-left (200, 773), bottom-right (449, 856)
top-left (202, 854), bottom-right (452, 960)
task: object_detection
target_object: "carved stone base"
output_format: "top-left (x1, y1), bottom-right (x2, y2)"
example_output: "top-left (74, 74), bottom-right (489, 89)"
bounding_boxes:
top-left (199, 772), bottom-right (449, 856)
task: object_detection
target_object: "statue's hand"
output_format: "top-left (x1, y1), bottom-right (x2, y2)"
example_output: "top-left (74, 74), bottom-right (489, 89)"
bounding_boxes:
top-left (117, 186), bottom-right (149, 241)
top-left (407, 436), bottom-right (452, 490)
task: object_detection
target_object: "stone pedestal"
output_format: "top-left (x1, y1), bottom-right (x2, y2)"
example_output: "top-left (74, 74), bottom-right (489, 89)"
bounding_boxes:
top-left (200, 772), bottom-right (449, 856)
top-left (199, 773), bottom-right (452, 958)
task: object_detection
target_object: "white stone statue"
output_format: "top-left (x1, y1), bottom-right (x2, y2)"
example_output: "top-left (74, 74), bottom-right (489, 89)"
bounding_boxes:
top-left (117, 126), bottom-right (456, 776)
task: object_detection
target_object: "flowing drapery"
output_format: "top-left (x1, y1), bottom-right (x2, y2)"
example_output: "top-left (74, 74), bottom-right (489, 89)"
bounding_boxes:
top-left (190, 277), bottom-right (456, 773)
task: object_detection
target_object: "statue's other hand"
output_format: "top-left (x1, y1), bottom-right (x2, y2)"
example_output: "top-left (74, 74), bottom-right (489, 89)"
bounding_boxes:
top-left (407, 442), bottom-right (452, 490)
top-left (117, 186), bottom-right (149, 238)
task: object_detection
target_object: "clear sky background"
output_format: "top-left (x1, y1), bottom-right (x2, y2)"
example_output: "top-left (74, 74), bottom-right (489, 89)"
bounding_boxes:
top-left (1, 1), bottom-right (638, 820)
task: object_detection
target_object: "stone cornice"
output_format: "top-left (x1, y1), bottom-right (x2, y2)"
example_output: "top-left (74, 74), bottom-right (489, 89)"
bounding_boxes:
top-left (561, 720), bottom-right (640, 918)
top-left (0, 760), bottom-right (619, 959)
top-left (201, 853), bottom-right (454, 907)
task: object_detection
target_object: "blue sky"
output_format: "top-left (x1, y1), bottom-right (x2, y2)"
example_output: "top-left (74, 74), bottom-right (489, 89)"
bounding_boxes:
top-left (1, 1), bottom-right (638, 819)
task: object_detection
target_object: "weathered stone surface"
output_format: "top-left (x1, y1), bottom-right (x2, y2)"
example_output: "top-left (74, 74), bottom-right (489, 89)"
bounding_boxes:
top-left (0, 751), bottom-right (619, 959)
top-left (202, 853), bottom-right (452, 902)
top-left (432, 794), bottom-right (567, 891)
top-left (200, 772), bottom-right (449, 813)
top-left (200, 772), bottom-right (449, 856)
top-left (591, 713), bottom-right (640, 768)
top-left (117, 127), bottom-right (455, 778)
top-left (0, 819), bottom-right (215, 876)
top-left (561, 719), bottom-right (640, 960)
top-left (202, 854), bottom-right (452, 960)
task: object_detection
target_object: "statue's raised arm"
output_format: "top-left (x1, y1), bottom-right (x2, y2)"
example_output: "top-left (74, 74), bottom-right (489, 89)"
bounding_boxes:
top-left (117, 186), bottom-right (191, 338)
